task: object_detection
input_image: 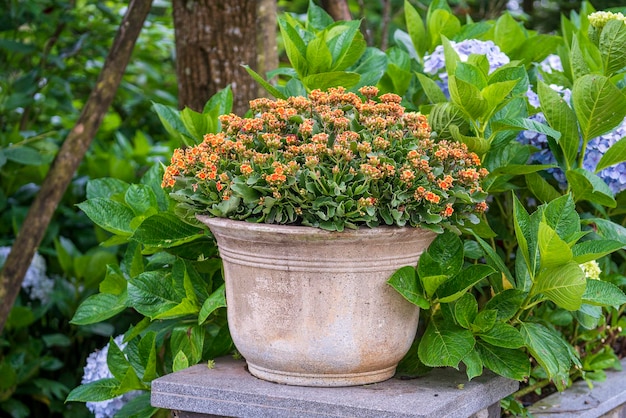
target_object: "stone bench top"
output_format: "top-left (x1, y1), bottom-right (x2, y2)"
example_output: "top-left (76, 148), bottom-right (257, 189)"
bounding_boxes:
top-left (151, 356), bottom-right (518, 418)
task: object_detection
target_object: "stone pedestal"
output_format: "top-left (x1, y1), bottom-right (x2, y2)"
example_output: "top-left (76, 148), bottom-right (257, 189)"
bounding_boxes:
top-left (151, 356), bottom-right (518, 418)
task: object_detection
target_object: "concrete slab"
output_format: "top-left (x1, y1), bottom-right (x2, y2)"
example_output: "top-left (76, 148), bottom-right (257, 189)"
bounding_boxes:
top-left (528, 358), bottom-right (626, 418)
top-left (151, 356), bottom-right (518, 418)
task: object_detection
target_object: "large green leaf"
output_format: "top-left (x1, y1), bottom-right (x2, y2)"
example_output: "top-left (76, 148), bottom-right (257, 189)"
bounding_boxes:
top-left (533, 261), bottom-right (586, 311)
top-left (124, 184), bottom-right (158, 217)
top-left (416, 72), bottom-right (447, 104)
top-left (583, 279), bottom-right (626, 309)
top-left (70, 292), bottom-right (127, 325)
top-left (478, 323), bottom-right (524, 349)
top-left (278, 16), bottom-right (308, 77)
top-left (571, 239), bottom-right (624, 263)
top-left (180, 107), bottom-right (211, 142)
top-left (476, 341), bottom-right (530, 380)
top-left (543, 194), bottom-right (580, 242)
top-left (405, 0), bottom-right (427, 60)
top-left (567, 168), bottom-right (617, 208)
top-left (326, 21), bottom-right (366, 71)
top-left (107, 337), bottom-right (132, 382)
top-left (538, 81), bottom-right (579, 169)
top-left (418, 232), bottom-right (464, 297)
top-left (471, 233), bottom-right (515, 286)
top-left (454, 293), bottom-right (477, 329)
top-left (66, 379), bottom-right (119, 402)
top-left (491, 117), bottom-right (561, 141)
top-left (573, 74), bottom-right (626, 142)
top-left (198, 284), bottom-right (227, 325)
top-left (306, 37), bottom-right (333, 74)
top-left (449, 75), bottom-right (488, 120)
top-left (86, 178), bottom-right (129, 200)
top-left (77, 199), bottom-right (135, 236)
top-left (127, 272), bottom-right (185, 320)
top-left (513, 193), bottom-right (533, 274)
top-left (418, 319), bottom-right (474, 368)
top-left (306, 0), bottom-right (333, 30)
top-left (302, 71), bottom-right (360, 91)
top-left (493, 13), bottom-right (525, 55)
top-left (3, 146), bottom-right (45, 165)
top-left (131, 213), bottom-right (203, 248)
top-left (585, 218), bottom-right (626, 244)
top-left (243, 65), bottom-right (287, 100)
top-left (537, 222), bottom-right (572, 269)
top-left (599, 20), bottom-right (626, 76)
top-left (436, 265), bottom-right (495, 303)
top-left (462, 349), bottom-right (483, 380)
top-left (519, 322), bottom-right (576, 385)
top-left (428, 9), bottom-right (460, 49)
top-left (152, 102), bottom-right (191, 145)
top-left (525, 172), bottom-right (561, 204)
top-left (596, 137), bottom-right (626, 173)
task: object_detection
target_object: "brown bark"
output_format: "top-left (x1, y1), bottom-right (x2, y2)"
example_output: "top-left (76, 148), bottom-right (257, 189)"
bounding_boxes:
top-left (172, 0), bottom-right (258, 115)
top-left (0, 0), bottom-right (153, 334)
top-left (320, 0), bottom-right (352, 21)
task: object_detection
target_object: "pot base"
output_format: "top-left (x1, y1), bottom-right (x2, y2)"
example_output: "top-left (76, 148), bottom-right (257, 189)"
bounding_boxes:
top-left (247, 362), bottom-right (396, 387)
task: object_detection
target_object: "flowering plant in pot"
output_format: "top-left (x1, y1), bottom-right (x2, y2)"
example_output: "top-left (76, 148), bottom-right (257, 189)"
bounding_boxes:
top-left (161, 86), bottom-right (491, 386)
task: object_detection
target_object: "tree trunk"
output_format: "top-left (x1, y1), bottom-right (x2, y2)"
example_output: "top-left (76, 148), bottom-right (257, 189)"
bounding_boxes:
top-left (320, 0), bottom-right (351, 21)
top-left (172, 0), bottom-right (258, 115)
top-left (256, 0), bottom-right (278, 97)
top-left (0, 0), bottom-right (153, 334)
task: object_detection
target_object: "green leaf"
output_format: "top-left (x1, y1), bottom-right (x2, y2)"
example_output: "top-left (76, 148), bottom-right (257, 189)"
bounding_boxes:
top-left (137, 332), bottom-right (157, 382)
top-left (485, 289), bottom-right (527, 321)
top-left (428, 9), bottom-right (461, 49)
top-left (538, 222), bottom-right (572, 269)
top-left (491, 117), bottom-right (561, 141)
top-left (86, 178), bottom-right (129, 200)
top-left (306, 37), bottom-right (333, 74)
top-left (107, 338), bottom-right (131, 381)
top-left (449, 75), bottom-right (488, 120)
top-left (416, 72), bottom-right (447, 104)
top-left (596, 137), bottom-right (626, 173)
top-left (449, 125), bottom-right (489, 156)
top-left (573, 74), bottom-right (626, 143)
top-left (494, 13), bottom-right (526, 55)
top-left (567, 168), bottom-right (617, 208)
top-left (152, 102), bottom-right (191, 145)
top-left (470, 233), bottom-right (515, 286)
top-left (538, 81), bottom-right (579, 169)
top-left (70, 292), bottom-right (127, 325)
top-left (418, 232), bottom-right (464, 297)
top-left (454, 293), bottom-right (477, 329)
top-left (203, 85), bottom-right (233, 125)
top-left (198, 284), bottom-right (227, 324)
top-left (418, 319), bottom-right (474, 368)
top-left (478, 323), bottom-right (524, 349)
top-left (472, 309), bottom-right (497, 333)
top-left (525, 172), bottom-right (561, 203)
top-left (462, 349), bottom-right (483, 380)
top-left (572, 239), bottom-right (624, 263)
top-left (585, 218), bottom-right (626, 244)
top-left (278, 16), bottom-right (308, 77)
top-left (302, 71), bottom-right (360, 91)
top-left (99, 265), bottom-right (127, 295)
top-left (481, 80), bottom-right (518, 111)
top-left (77, 199), bottom-right (135, 236)
top-left (599, 20), bottom-right (626, 76)
top-left (405, 0), bottom-right (427, 60)
top-left (327, 21), bottom-right (366, 71)
top-left (533, 261), bottom-right (586, 311)
top-left (519, 322), bottom-right (576, 384)
top-left (127, 272), bottom-right (180, 320)
top-left (306, 0), bottom-right (333, 30)
top-left (124, 184), bottom-right (158, 217)
top-left (65, 378), bottom-right (119, 402)
top-left (173, 350), bottom-right (189, 373)
top-left (513, 35), bottom-right (563, 66)
top-left (114, 393), bottom-right (157, 418)
top-left (131, 213), bottom-right (203, 248)
top-left (582, 279), bottom-right (626, 309)
top-left (512, 193), bottom-right (532, 274)
top-left (242, 65), bottom-right (287, 100)
top-left (543, 194), bottom-right (580, 242)
top-left (350, 47), bottom-right (387, 89)
top-left (180, 107), bottom-right (211, 142)
top-left (437, 265), bottom-right (495, 303)
top-left (3, 146), bottom-right (45, 165)
top-left (476, 341), bottom-right (530, 380)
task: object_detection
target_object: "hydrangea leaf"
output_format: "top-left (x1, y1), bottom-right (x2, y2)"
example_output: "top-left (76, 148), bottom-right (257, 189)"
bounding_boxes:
top-left (77, 198), bottom-right (135, 236)
top-left (418, 231), bottom-right (464, 284)
top-left (416, 72), bottom-right (447, 104)
top-left (599, 19), bottom-right (626, 77)
top-left (493, 13), bottom-right (525, 55)
top-left (449, 75), bottom-right (488, 120)
top-left (66, 378), bottom-right (119, 402)
top-left (462, 349), bottom-right (483, 380)
top-left (428, 9), bottom-right (461, 50)
top-left (326, 21), bottom-right (366, 71)
top-left (349, 47), bottom-right (388, 90)
top-left (131, 213), bottom-right (203, 248)
top-left (277, 16), bottom-right (308, 77)
top-left (70, 292), bottom-right (127, 325)
top-left (573, 74), bottom-right (626, 143)
top-left (454, 293), bottom-right (477, 329)
top-left (305, 0), bottom-right (333, 30)
top-left (172, 351), bottom-right (189, 373)
top-left (543, 194), bottom-right (580, 242)
top-left (152, 102), bottom-right (193, 146)
top-left (437, 265), bottom-right (495, 303)
top-left (567, 168), bottom-right (617, 208)
top-left (478, 323), bottom-right (524, 349)
top-left (533, 261), bottom-right (585, 311)
top-left (404, 0), bottom-right (427, 60)
top-left (475, 341), bottom-right (530, 380)
top-left (302, 71), bottom-right (360, 91)
top-left (519, 321), bottom-right (577, 383)
top-left (198, 284), bottom-right (227, 325)
top-left (418, 319), bottom-right (474, 367)
top-left (583, 279), bottom-right (626, 309)
top-left (538, 222), bottom-right (572, 269)
top-left (86, 177), bottom-right (129, 200)
top-left (584, 218), bottom-right (626, 244)
top-left (572, 239), bottom-right (624, 264)
top-left (538, 81), bottom-right (579, 169)
top-left (595, 136), bottom-right (626, 173)
top-left (525, 172), bottom-right (561, 204)
top-left (306, 37), bottom-right (333, 75)
top-left (471, 309), bottom-right (497, 333)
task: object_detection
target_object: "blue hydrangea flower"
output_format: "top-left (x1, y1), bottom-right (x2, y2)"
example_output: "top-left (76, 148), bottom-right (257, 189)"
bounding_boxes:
top-left (82, 335), bottom-right (140, 418)
top-left (0, 246), bottom-right (54, 304)
top-left (538, 54), bottom-right (563, 74)
top-left (423, 40), bottom-right (510, 97)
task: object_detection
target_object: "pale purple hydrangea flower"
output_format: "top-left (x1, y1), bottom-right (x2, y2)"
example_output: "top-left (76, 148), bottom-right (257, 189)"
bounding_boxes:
top-left (0, 246), bottom-right (54, 304)
top-left (539, 54), bottom-right (563, 74)
top-left (82, 335), bottom-right (140, 418)
top-left (423, 40), bottom-right (510, 97)
top-left (506, 0), bottom-right (523, 13)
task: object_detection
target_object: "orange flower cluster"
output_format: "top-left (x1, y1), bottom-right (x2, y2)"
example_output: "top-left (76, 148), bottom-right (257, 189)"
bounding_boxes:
top-left (162, 86), bottom-right (489, 230)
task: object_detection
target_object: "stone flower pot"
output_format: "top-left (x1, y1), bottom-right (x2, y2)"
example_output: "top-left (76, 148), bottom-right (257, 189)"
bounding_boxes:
top-left (197, 216), bottom-right (436, 387)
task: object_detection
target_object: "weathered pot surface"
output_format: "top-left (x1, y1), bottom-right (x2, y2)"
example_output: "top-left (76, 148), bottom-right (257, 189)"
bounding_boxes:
top-left (198, 216), bottom-right (436, 387)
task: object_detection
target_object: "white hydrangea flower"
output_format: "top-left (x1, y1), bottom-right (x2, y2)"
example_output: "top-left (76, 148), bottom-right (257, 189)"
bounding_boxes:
top-left (580, 260), bottom-right (602, 280)
top-left (589, 11), bottom-right (626, 29)
top-left (82, 335), bottom-right (140, 418)
top-left (0, 246), bottom-right (54, 304)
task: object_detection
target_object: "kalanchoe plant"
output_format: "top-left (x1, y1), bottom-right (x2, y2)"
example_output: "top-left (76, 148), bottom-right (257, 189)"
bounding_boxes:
top-left (162, 87), bottom-right (489, 233)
